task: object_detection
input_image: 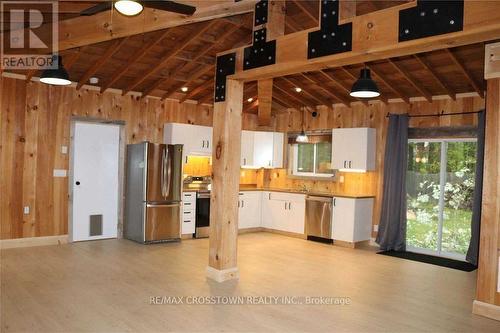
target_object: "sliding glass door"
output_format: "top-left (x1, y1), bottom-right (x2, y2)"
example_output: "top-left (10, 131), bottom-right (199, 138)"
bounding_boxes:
top-left (406, 139), bottom-right (477, 260)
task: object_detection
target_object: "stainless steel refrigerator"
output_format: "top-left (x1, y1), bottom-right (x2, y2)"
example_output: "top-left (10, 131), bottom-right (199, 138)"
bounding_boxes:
top-left (124, 142), bottom-right (183, 243)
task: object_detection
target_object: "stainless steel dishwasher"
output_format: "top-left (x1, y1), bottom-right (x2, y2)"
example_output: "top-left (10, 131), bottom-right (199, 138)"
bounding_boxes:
top-left (305, 195), bottom-right (333, 241)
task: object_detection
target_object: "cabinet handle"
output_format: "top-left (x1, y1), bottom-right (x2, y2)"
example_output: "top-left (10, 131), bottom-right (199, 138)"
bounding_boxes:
top-left (207, 140), bottom-right (209, 149)
top-left (185, 156), bottom-right (188, 164)
top-left (333, 198), bottom-right (336, 206)
top-left (238, 200), bottom-right (240, 208)
top-left (268, 161), bottom-right (271, 167)
top-left (242, 200), bottom-right (244, 208)
top-left (268, 193), bottom-right (271, 200)
top-left (284, 202), bottom-right (287, 210)
top-left (343, 161), bottom-right (346, 168)
top-left (349, 161), bottom-right (352, 168)
top-left (288, 202), bottom-right (291, 210)
top-left (243, 158), bottom-right (246, 165)
top-left (202, 140), bottom-right (205, 148)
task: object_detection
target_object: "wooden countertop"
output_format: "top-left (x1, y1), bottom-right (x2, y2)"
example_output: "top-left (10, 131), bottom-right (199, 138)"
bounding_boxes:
top-left (238, 187), bottom-right (375, 199)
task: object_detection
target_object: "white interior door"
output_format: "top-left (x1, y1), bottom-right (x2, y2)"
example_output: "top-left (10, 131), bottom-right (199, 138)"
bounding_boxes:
top-left (71, 122), bottom-right (120, 242)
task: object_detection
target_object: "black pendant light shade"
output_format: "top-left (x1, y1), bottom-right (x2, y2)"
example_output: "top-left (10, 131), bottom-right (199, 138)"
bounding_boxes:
top-left (350, 68), bottom-right (380, 98)
top-left (40, 55), bottom-right (71, 86)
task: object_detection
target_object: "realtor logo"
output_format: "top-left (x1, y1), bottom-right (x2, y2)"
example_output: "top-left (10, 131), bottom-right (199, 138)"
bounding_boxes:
top-left (1, 1), bottom-right (58, 70)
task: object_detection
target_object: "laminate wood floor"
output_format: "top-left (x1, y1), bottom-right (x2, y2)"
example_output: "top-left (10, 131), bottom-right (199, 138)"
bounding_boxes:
top-left (1, 232), bottom-right (500, 332)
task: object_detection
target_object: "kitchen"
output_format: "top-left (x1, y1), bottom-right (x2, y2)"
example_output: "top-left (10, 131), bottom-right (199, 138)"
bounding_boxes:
top-left (1, 1), bottom-right (500, 332)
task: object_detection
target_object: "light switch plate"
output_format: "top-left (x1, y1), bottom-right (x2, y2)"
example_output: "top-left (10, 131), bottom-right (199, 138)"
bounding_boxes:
top-left (53, 169), bottom-right (67, 177)
top-left (23, 206), bottom-right (30, 215)
top-left (61, 145), bottom-right (68, 154)
top-left (373, 224), bottom-right (379, 232)
top-left (339, 175), bottom-right (345, 183)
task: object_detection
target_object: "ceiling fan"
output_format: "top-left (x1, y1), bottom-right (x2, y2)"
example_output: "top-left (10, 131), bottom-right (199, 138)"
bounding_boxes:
top-left (80, 1), bottom-right (196, 17)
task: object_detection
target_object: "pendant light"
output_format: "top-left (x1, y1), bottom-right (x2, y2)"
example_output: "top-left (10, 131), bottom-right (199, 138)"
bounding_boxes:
top-left (350, 68), bottom-right (380, 98)
top-left (114, 0), bottom-right (144, 16)
top-left (296, 109), bottom-right (309, 143)
top-left (40, 55), bottom-right (71, 86)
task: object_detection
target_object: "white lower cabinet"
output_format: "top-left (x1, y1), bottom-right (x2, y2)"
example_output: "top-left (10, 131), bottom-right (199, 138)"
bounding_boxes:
top-left (238, 191), bottom-right (262, 229)
top-left (182, 191), bottom-right (196, 235)
top-left (261, 192), bottom-right (305, 234)
top-left (332, 197), bottom-right (374, 243)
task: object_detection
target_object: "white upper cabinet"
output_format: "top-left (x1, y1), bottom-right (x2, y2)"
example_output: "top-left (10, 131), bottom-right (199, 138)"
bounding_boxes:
top-left (331, 128), bottom-right (376, 172)
top-left (240, 131), bottom-right (284, 168)
top-left (164, 123), bottom-right (213, 159)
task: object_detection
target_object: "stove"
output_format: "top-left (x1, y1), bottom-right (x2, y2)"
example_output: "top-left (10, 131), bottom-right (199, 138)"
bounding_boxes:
top-left (183, 176), bottom-right (211, 238)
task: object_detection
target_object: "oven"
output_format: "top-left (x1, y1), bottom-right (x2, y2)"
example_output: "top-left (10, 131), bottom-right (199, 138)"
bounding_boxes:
top-left (195, 191), bottom-right (210, 238)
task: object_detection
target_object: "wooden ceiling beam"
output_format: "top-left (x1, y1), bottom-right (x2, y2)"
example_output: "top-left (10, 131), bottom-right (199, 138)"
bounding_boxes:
top-left (6, 0), bottom-right (257, 52)
top-left (365, 64), bottom-right (409, 104)
top-left (123, 21), bottom-right (215, 95)
top-left (76, 37), bottom-right (128, 90)
top-left (142, 23), bottom-right (241, 97)
top-left (388, 58), bottom-right (432, 102)
top-left (272, 90), bottom-right (301, 111)
top-left (300, 73), bottom-right (350, 107)
top-left (100, 29), bottom-right (173, 92)
top-left (445, 48), bottom-right (485, 97)
top-left (225, 1), bottom-right (500, 80)
top-left (414, 54), bottom-right (456, 100)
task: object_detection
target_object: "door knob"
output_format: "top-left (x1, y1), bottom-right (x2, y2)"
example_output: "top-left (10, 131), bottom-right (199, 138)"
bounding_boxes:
top-left (75, 181), bottom-right (81, 186)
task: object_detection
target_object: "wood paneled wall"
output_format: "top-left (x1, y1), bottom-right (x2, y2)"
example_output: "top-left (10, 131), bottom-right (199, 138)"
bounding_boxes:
top-left (0, 76), bottom-right (485, 240)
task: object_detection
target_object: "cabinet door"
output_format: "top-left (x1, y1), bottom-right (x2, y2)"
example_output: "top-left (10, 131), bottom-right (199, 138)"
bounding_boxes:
top-left (332, 197), bottom-right (356, 242)
top-left (331, 128), bottom-right (350, 170)
top-left (285, 200), bottom-right (305, 234)
top-left (272, 132), bottom-right (284, 168)
top-left (239, 192), bottom-right (262, 228)
top-left (253, 131), bottom-right (274, 168)
top-left (332, 128), bottom-right (375, 171)
top-left (240, 131), bottom-right (255, 167)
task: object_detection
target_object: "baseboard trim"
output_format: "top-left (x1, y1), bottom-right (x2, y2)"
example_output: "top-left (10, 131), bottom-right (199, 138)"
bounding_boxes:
top-left (473, 300), bottom-right (500, 321)
top-left (0, 235), bottom-right (68, 249)
top-left (261, 228), bottom-right (306, 239)
top-left (238, 227), bottom-right (263, 234)
top-left (206, 266), bottom-right (239, 283)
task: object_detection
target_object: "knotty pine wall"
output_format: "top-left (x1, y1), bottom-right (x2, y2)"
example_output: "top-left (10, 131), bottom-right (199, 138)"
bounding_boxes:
top-left (0, 76), bottom-right (485, 240)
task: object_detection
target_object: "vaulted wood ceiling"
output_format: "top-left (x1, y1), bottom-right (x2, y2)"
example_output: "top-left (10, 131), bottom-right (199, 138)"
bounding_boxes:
top-left (8, 1), bottom-right (489, 113)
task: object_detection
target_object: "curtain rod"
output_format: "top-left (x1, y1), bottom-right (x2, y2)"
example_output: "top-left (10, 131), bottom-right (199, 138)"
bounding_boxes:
top-left (386, 110), bottom-right (483, 118)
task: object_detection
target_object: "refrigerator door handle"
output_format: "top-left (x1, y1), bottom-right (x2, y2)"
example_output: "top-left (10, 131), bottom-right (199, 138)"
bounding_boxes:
top-left (161, 148), bottom-right (167, 197)
top-left (165, 146), bottom-right (172, 198)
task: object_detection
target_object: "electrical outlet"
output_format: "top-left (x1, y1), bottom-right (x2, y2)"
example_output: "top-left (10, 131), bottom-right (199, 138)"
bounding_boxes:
top-left (339, 175), bottom-right (345, 183)
top-left (373, 224), bottom-right (379, 232)
top-left (23, 206), bottom-right (30, 215)
top-left (61, 145), bottom-right (68, 154)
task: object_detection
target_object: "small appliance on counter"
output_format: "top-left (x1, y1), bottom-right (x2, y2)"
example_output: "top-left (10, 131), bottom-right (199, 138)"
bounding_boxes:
top-left (124, 142), bottom-right (183, 244)
top-left (183, 176), bottom-right (211, 238)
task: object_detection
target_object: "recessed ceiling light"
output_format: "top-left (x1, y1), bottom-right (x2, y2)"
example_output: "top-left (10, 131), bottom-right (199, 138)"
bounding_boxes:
top-left (247, 97), bottom-right (254, 102)
top-left (114, 0), bottom-right (144, 17)
top-left (89, 77), bottom-right (99, 84)
top-left (181, 87), bottom-right (188, 92)
top-left (294, 87), bottom-right (302, 93)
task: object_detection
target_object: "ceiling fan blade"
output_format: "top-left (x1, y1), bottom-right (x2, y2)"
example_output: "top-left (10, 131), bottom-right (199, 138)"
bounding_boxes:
top-left (80, 2), bottom-right (113, 16)
top-left (143, 1), bottom-right (196, 15)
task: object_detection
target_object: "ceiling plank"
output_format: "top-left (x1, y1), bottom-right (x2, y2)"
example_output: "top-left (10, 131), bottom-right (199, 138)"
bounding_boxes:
top-left (445, 48), bottom-right (485, 97)
top-left (76, 37), bottom-right (128, 90)
top-left (273, 83), bottom-right (316, 110)
top-left (243, 98), bottom-right (259, 113)
top-left (388, 58), bottom-right (432, 102)
top-left (280, 76), bottom-right (332, 107)
top-left (291, 0), bottom-right (318, 25)
top-left (300, 73), bottom-right (350, 107)
top-left (122, 21), bottom-right (215, 95)
top-left (179, 79), bottom-right (214, 103)
top-left (100, 29), bottom-right (173, 92)
top-left (364, 63), bottom-right (409, 104)
top-left (414, 54), bottom-right (456, 100)
top-left (161, 64), bottom-right (215, 100)
top-left (142, 23), bottom-right (241, 97)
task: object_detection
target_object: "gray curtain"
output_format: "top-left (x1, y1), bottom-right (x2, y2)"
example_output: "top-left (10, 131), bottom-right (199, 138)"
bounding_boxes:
top-left (376, 114), bottom-right (409, 251)
top-left (466, 110), bottom-right (486, 265)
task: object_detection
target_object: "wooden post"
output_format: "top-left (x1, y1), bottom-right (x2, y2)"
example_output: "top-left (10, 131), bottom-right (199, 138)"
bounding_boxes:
top-left (473, 42), bottom-right (500, 321)
top-left (256, 1), bottom-right (285, 127)
top-left (206, 78), bottom-right (244, 282)
top-left (257, 79), bottom-right (273, 126)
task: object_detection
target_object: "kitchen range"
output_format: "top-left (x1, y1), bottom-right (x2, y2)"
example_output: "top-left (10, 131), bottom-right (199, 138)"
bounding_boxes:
top-left (183, 176), bottom-right (212, 239)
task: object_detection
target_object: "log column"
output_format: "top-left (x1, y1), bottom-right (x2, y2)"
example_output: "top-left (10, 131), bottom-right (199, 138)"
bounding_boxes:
top-left (473, 42), bottom-right (500, 320)
top-left (206, 79), bottom-right (244, 282)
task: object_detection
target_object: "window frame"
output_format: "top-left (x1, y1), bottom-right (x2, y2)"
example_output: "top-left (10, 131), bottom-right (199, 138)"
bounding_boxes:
top-left (291, 142), bottom-right (334, 178)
